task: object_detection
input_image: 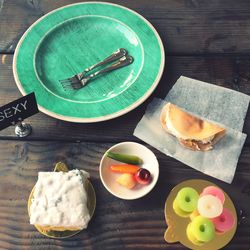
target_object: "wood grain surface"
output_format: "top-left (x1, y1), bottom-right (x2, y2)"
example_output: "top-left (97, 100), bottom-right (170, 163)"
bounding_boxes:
top-left (0, 0), bottom-right (250, 249)
top-left (1, 0), bottom-right (250, 54)
top-left (0, 141), bottom-right (249, 250)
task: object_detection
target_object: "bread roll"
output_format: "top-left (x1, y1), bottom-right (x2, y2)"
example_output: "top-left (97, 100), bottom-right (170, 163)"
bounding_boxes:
top-left (160, 103), bottom-right (225, 151)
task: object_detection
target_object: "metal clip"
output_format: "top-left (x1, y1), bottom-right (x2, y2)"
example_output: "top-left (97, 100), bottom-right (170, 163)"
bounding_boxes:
top-left (14, 120), bottom-right (32, 137)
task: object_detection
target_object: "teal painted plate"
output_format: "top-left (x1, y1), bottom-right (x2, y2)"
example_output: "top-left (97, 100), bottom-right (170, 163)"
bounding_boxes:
top-left (13, 2), bottom-right (165, 122)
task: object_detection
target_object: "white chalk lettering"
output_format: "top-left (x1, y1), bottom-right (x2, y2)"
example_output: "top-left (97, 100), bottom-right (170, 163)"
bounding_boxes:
top-left (0, 111), bottom-right (4, 121)
top-left (3, 108), bottom-right (13, 118)
top-left (20, 100), bottom-right (27, 110)
top-left (12, 104), bottom-right (21, 115)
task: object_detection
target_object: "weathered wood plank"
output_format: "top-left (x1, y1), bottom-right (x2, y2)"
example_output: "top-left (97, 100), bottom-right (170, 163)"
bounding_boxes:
top-left (0, 141), bottom-right (249, 249)
top-left (0, 54), bottom-right (249, 142)
top-left (1, 0), bottom-right (250, 54)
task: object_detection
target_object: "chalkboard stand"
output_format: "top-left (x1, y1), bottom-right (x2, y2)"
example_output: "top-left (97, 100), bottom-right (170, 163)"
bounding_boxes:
top-left (14, 121), bottom-right (32, 137)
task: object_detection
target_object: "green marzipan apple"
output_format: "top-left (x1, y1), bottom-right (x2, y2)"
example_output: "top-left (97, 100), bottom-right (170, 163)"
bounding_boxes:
top-left (176, 187), bottom-right (199, 213)
top-left (173, 199), bottom-right (191, 217)
top-left (186, 223), bottom-right (204, 246)
top-left (190, 216), bottom-right (215, 242)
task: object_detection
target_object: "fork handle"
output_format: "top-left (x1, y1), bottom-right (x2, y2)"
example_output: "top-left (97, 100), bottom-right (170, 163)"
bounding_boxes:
top-left (83, 48), bottom-right (127, 75)
top-left (86, 56), bottom-right (133, 80)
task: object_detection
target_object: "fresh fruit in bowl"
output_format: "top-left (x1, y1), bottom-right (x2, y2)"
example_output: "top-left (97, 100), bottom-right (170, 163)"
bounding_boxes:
top-left (107, 152), bottom-right (143, 165)
top-left (116, 173), bottom-right (137, 189)
top-left (115, 167), bottom-right (152, 188)
top-left (99, 142), bottom-right (159, 200)
top-left (110, 164), bottom-right (140, 174)
top-left (107, 151), bottom-right (152, 189)
top-left (134, 168), bottom-right (151, 185)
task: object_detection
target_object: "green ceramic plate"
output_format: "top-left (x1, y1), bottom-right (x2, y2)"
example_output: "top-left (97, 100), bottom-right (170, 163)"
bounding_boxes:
top-left (13, 2), bottom-right (164, 122)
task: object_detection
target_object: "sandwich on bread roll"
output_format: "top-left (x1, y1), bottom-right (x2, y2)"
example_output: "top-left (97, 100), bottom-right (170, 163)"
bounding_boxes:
top-left (160, 103), bottom-right (226, 151)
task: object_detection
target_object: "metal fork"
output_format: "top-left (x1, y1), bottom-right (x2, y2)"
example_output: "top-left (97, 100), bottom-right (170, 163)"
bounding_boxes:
top-left (61, 55), bottom-right (133, 90)
top-left (59, 48), bottom-right (127, 88)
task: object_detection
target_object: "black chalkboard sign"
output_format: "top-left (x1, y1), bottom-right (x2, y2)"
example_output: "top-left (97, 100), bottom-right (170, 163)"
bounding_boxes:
top-left (0, 92), bottom-right (39, 130)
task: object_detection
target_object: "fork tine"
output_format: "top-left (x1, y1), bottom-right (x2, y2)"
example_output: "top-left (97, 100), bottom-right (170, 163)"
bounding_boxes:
top-left (59, 77), bottom-right (74, 82)
top-left (61, 82), bottom-right (75, 89)
top-left (71, 83), bottom-right (82, 90)
top-left (60, 80), bottom-right (73, 85)
top-left (59, 80), bottom-right (73, 85)
top-left (60, 81), bottom-right (82, 90)
top-left (73, 84), bottom-right (82, 90)
top-left (60, 83), bottom-right (71, 88)
top-left (59, 80), bottom-right (76, 87)
top-left (71, 83), bottom-right (81, 88)
top-left (61, 84), bottom-right (72, 88)
top-left (60, 78), bottom-right (80, 85)
top-left (62, 84), bottom-right (75, 90)
top-left (59, 78), bottom-right (73, 83)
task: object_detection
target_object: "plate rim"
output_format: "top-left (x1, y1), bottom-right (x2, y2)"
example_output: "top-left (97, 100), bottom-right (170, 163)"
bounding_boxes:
top-left (13, 1), bottom-right (165, 123)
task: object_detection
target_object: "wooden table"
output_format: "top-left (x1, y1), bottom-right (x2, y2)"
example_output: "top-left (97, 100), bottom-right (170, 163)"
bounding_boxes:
top-left (0, 1), bottom-right (250, 249)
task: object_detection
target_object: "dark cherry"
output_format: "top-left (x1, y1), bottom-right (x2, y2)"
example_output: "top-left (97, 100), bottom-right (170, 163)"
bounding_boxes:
top-left (135, 168), bottom-right (151, 185)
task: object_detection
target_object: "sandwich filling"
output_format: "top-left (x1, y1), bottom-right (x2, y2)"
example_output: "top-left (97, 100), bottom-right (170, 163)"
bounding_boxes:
top-left (30, 169), bottom-right (90, 230)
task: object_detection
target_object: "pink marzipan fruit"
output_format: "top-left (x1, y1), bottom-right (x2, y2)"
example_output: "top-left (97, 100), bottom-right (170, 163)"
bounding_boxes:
top-left (212, 208), bottom-right (235, 233)
top-left (201, 186), bottom-right (225, 204)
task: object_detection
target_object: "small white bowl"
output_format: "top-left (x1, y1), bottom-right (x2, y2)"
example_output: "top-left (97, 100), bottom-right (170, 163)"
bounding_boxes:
top-left (99, 142), bottom-right (159, 200)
